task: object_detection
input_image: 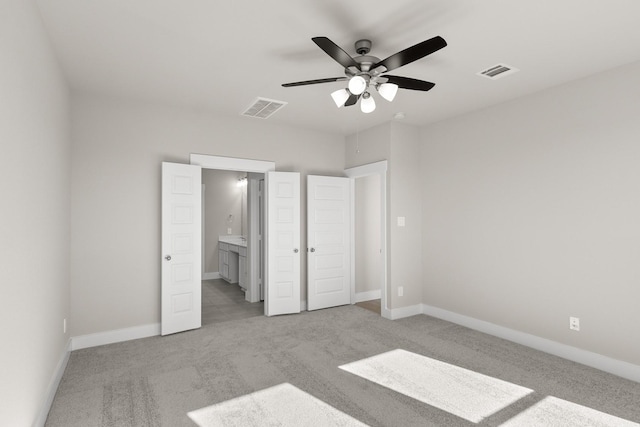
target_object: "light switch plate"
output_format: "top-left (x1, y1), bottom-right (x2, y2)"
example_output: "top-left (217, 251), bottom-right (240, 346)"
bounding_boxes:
top-left (397, 216), bottom-right (406, 227)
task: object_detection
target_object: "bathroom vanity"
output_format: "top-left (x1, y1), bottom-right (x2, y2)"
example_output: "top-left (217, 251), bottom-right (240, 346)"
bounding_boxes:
top-left (218, 236), bottom-right (247, 290)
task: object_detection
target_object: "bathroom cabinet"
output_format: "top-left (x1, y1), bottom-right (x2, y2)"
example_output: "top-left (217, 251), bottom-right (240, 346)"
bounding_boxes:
top-left (218, 237), bottom-right (247, 288)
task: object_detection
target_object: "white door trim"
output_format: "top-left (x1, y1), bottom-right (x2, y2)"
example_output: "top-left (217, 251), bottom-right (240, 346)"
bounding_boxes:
top-left (344, 160), bottom-right (390, 319)
top-left (190, 153), bottom-right (275, 173)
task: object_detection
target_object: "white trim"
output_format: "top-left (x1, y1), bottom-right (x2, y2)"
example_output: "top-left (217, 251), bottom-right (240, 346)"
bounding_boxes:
top-left (71, 323), bottom-right (160, 351)
top-left (420, 304), bottom-right (640, 383)
top-left (344, 160), bottom-right (388, 179)
top-left (388, 304), bottom-right (423, 320)
top-left (355, 290), bottom-right (382, 303)
top-left (203, 272), bottom-right (221, 280)
top-left (190, 154), bottom-right (275, 173)
top-left (34, 339), bottom-right (72, 427)
top-left (349, 178), bottom-right (356, 305)
top-left (345, 160), bottom-right (390, 319)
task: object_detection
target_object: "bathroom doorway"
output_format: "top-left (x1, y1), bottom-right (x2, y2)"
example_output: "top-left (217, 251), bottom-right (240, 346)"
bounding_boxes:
top-left (201, 169), bottom-right (265, 325)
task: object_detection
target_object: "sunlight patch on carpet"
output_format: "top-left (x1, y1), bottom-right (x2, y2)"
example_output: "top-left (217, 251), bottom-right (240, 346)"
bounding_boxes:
top-left (339, 349), bottom-right (533, 423)
top-left (188, 383), bottom-right (368, 427)
top-left (500, 396), bottom-right (639, 426)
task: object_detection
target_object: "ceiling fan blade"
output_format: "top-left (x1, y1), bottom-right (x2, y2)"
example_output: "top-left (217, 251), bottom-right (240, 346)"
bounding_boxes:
top-left (373, 36), bottom-right (447, 72)
top-left (282, 77), bottom-right (346, 87)
top-left (344, 93), bottom-right (360, 106)
top-left (312, 37), bottom-right (359, 69)
top-left (384, 75), bottom-right (435, 91)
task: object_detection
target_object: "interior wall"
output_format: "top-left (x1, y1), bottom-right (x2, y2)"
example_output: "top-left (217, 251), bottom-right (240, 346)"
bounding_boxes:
top-left (345, 121), bottom-right (422, 310)
top-left (388, 122), bottom-right (422, 308)
top-left (0, 1), bottom-right (71, 425)
top-left (420, 59), bottom-right (640, 365)
top-left (70, 94), bottom-right (345, 336)
top-left (355, 174), bottom-right (381, 294)
top-left (202, 169), bottom-right (243, 274)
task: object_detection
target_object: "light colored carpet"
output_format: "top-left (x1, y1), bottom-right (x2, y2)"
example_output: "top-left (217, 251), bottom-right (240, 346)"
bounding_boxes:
top-left (501, 396), bottom-right (639, 427)
top-left (340, 349), bottom-right (533, 423)
top-left (45, 305), bottom-right (640, 426)
top-left (188, 383), bottom-right (367, 426)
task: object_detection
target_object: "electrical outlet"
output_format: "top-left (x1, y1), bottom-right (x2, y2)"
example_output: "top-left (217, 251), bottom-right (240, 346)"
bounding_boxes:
top-left (227, 228), bottom-right (232, 235)
top-left (569, 316), bottom-right (580, 331)
top-left (63, 318), bottom-right (67, 334)
top-left (398, 286), bottom-right (404, 297)
top-left (397, 216), bottom-right (406, 227)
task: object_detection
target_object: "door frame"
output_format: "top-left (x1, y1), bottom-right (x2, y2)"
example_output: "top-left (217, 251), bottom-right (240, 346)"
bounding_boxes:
top-left (344, 160), bottom-right (390, 319)
top-left (190, 154), bottom-right (275, 310)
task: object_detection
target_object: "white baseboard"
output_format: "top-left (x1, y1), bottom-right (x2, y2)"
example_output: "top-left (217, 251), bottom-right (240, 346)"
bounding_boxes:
top-left (34, 338), bottom-right (72, 427)
top-left (388, 304), bottom-right (423, 320)
top-left (203, 272), bottom-right (221, 280)
top-left (71, 323), bottom-right (160, 351)
top-left (355, 290), bottom-right (381, 303)
top-left (420, 303), bottom-right (640, 383)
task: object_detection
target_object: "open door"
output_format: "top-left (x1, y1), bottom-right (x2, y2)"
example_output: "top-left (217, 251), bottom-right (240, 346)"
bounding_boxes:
top-left (265, 171), bottom-right (301, 316)
top-left (307, 176), bottom-right (351, 311)
top-left (161, 162), bottom-right (202, 335)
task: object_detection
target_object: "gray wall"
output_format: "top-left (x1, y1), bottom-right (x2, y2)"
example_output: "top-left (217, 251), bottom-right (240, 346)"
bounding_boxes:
top-left (70, 94), bottom-right (345, 336)
top-left (420, 60), bottom-right (640, 366)
top-left (0, 1), bottom-right (71, 425)
top-left (202, 169), bottom-right (243, 274)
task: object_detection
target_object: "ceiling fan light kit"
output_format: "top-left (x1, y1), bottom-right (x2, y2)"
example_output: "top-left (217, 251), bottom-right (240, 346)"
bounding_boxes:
top-left (377, 82), bottom-right (399, 102)
top-left (282, 35), bottom-right (447, 114)
top-left (348, 75), bottom-right (367, 95)
top-left (360, 92), bottom-right (376, 113)
top-left (331, 88), bottom-right (351, 108)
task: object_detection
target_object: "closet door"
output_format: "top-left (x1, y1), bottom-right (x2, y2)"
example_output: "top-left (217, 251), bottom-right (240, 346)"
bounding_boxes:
top-left (265, 171), bottom-right (301, 316)
top-left (161, 162), bottom-right (202, 335)
top-left (307, 175), bottom-right (352, 311)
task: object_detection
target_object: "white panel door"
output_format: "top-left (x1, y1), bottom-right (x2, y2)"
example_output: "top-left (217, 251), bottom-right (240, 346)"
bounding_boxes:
top-left (265, 171), bottom-right (300, 316)
top-left (307, 175), bottom-right (351, 311)
top-left (161, 162), bottom-right (202, 335)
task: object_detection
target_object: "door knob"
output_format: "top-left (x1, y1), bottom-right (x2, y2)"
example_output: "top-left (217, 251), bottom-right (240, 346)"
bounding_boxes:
top-left (310, 248), bottom-right (316, 252)
top-left (165, 255), bottom-right (172, 261)
top-left (293, 248), bottom-right (299, 253)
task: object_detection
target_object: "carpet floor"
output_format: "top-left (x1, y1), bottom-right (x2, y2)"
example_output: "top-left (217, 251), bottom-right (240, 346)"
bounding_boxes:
top-left (45, 306), bottom-right (640, 426)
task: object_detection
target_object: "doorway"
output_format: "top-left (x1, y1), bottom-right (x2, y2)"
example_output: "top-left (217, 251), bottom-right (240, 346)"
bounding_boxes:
top-left (191, 154), bottom-right (274, 325)
top-left (345, 160), bottom-right (390, 319)
top-left (201, 169), bottom-right (265, 325)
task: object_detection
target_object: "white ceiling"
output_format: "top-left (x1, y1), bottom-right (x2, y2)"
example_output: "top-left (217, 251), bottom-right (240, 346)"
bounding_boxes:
top-left (36, 0), bottom-right (640, 136)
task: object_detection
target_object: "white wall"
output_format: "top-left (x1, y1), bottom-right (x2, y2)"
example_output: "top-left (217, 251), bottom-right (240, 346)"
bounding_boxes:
top-left (0, 1), bottom-right (70, 425)
top-left (420, 59), bottom-right (640, 366)
top-left (355, 174), bottom-right (381, 294)
top-left (202, 169), bottom-right (243, 273)
top-left (70, 94), bottom-right (345, 336)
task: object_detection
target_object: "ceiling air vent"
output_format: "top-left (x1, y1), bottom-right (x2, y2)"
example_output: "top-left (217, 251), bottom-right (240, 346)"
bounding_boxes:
top-left (477, 63), bottom-right (519, 80)
top-left (241, 97), bottom-right (287, 119)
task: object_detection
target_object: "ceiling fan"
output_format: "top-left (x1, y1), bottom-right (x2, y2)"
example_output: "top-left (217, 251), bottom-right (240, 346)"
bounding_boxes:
top-left (282, 35), bottom-right (447, 113)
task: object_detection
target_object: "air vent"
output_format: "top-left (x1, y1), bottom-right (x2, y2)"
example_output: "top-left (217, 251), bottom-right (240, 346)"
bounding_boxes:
top-left (477, 64), bottom-right (519, 80)
top-left (241, 97), bottom-right (287, 119)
